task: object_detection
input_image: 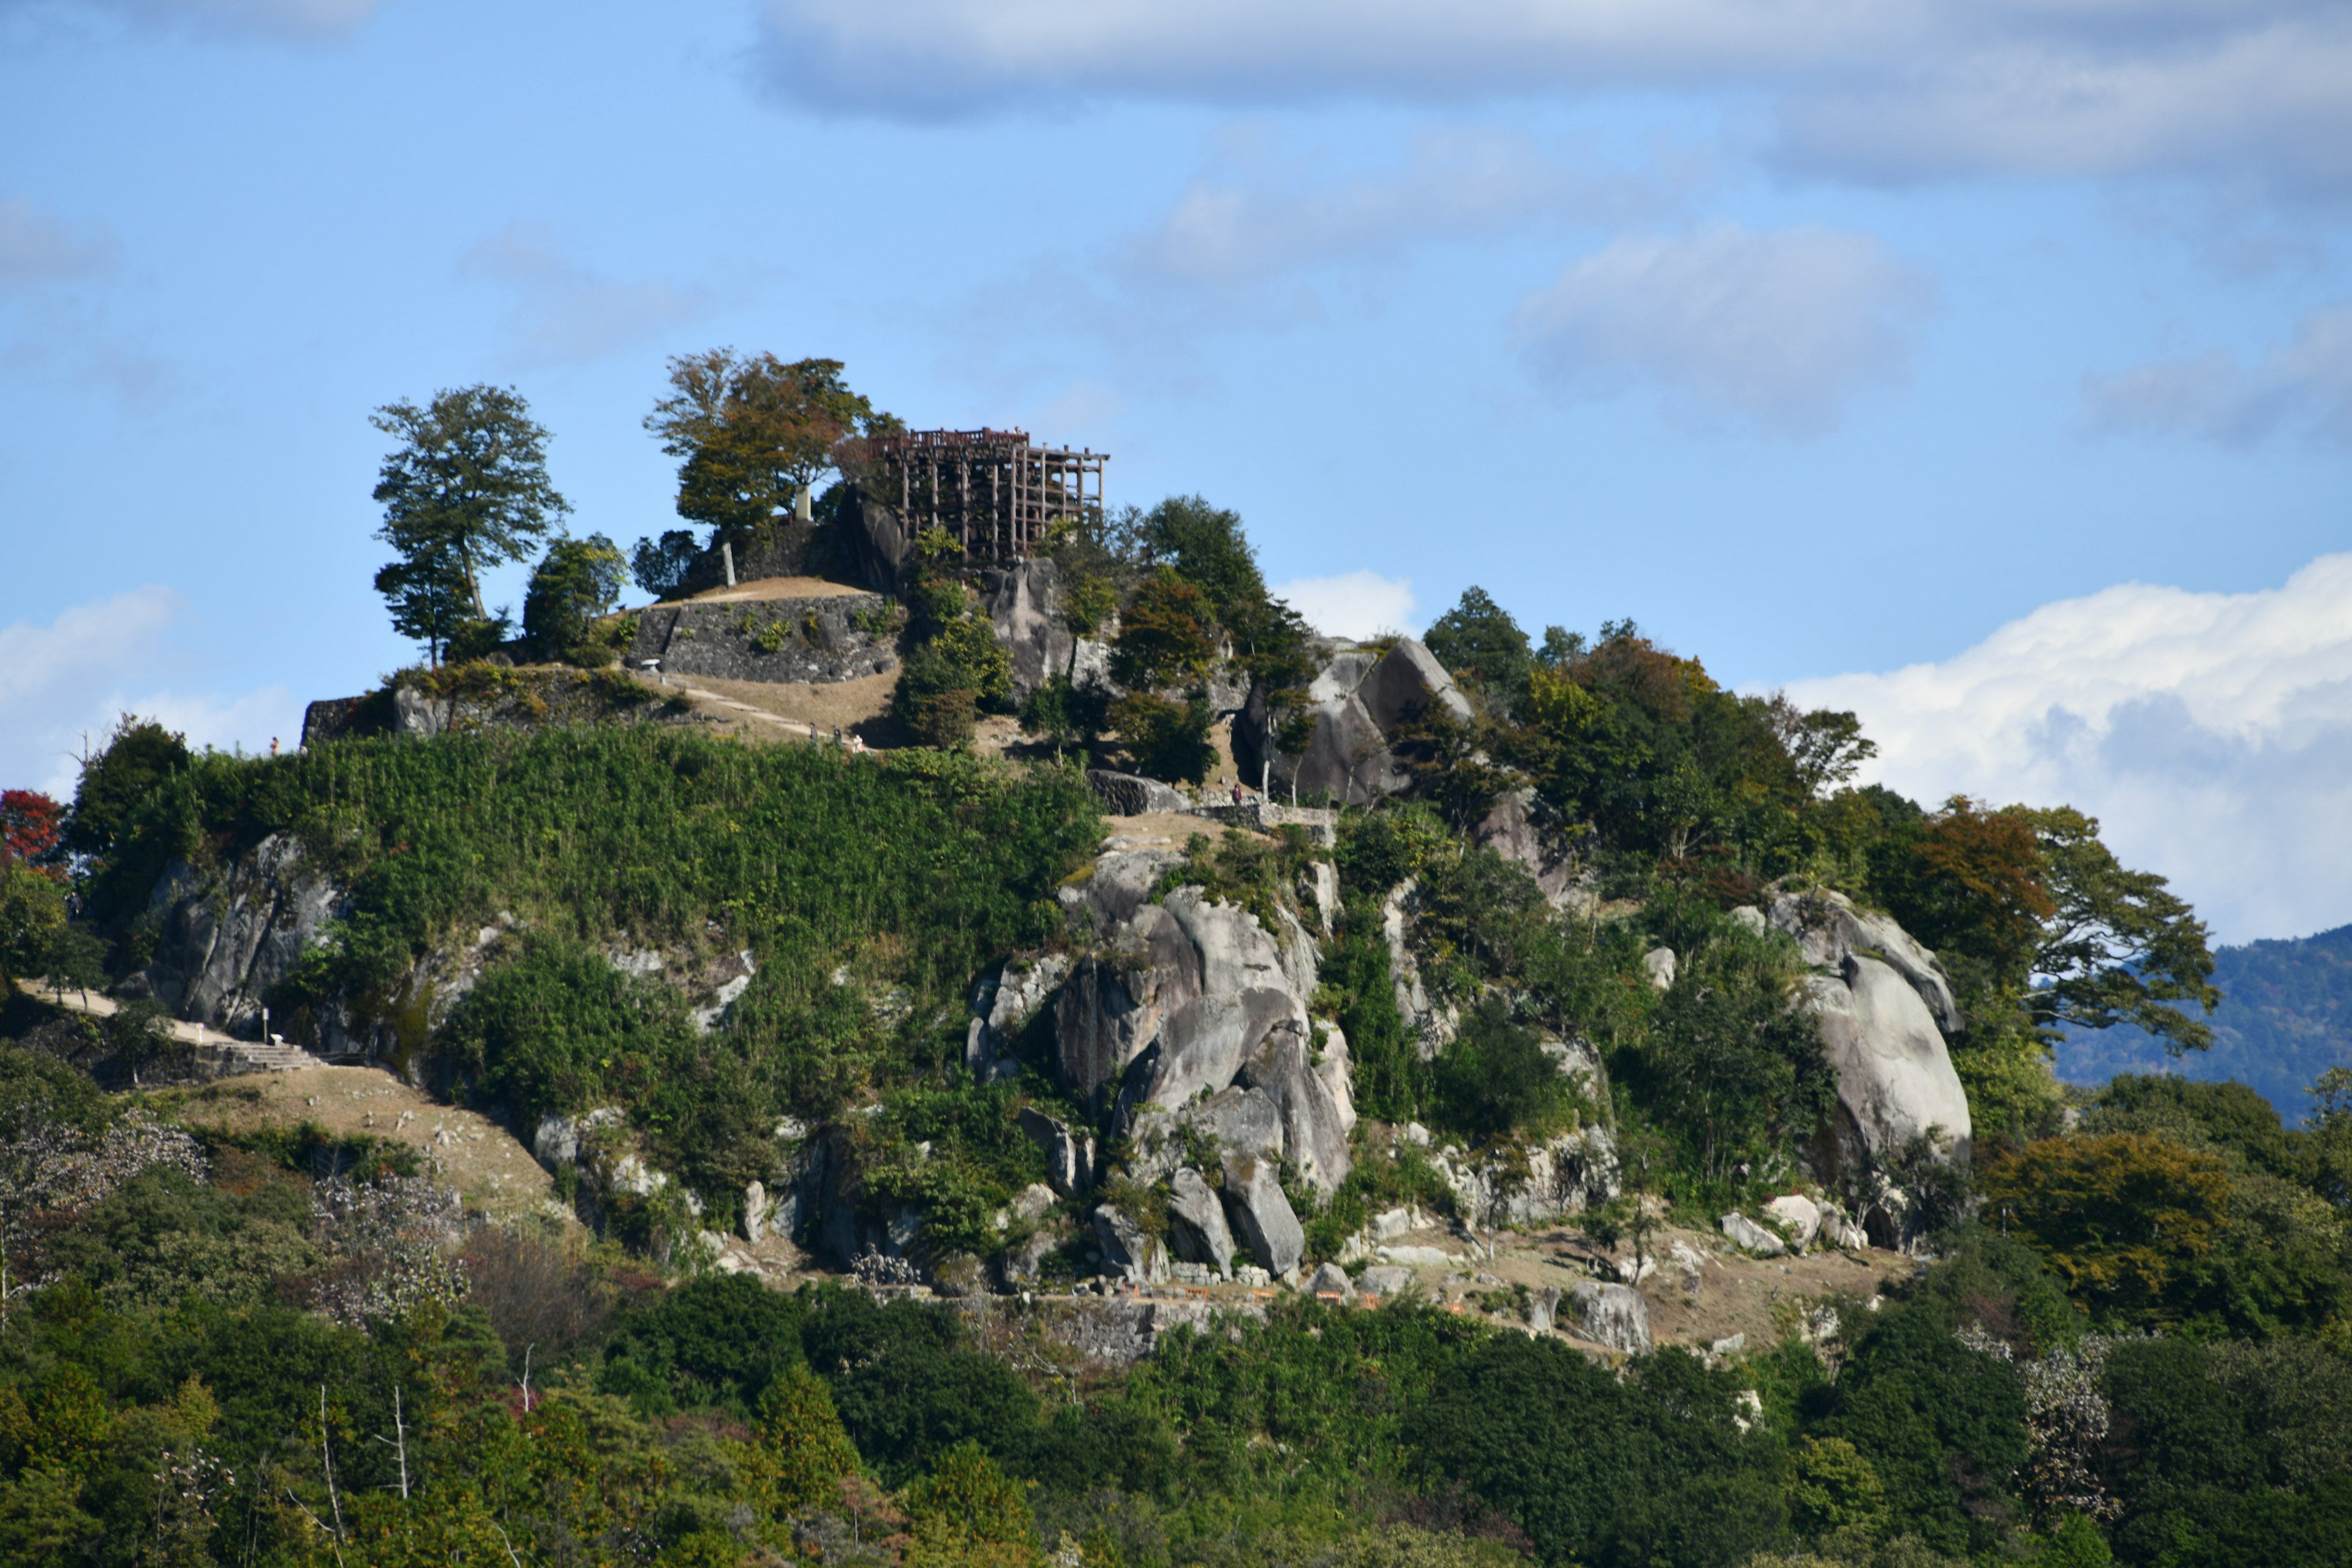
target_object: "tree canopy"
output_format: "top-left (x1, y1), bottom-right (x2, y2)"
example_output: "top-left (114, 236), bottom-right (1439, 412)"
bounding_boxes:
top-left (644, 351), bottom-right (894, 543)
top-left (371, 385), bottom-right (568, 663)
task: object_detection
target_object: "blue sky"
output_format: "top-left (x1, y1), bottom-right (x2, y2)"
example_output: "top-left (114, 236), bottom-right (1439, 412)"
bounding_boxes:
top-left (3, 0), bottom-right (2348, 941)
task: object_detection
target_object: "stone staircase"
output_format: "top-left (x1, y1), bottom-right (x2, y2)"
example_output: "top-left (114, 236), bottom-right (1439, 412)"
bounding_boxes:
top-left (210, 1036), bottom-right (328, 1074)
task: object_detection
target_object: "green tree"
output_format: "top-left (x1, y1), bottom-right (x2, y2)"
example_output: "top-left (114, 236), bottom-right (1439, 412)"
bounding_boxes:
top-left (372, 385), bottom-right (570, 662)
top-left (750, 1363), bottom-right (862, 1517)
top-left (1109, 569), bottom-right (1219, 692)
top-left (1981, 1133), bottom-right (2233, 1327)
top-left (1109, 692), bottom-right (1215, 784)
top-left (893, 582), bottom-right (1014, 749)
top-left (1132, 495), bottom-right (1264, 627)
top-left (1787, 1436), bottom-right (1889, 1538)
top-left (629, 528), bottom-right (701, 598)
top-left (62, 715), bottom-right (188, 864)
top-left (522, 533), bottom-right (629, 665)
top-left (1423, 587), bottom-right (1532, 711)
top-left (644, 350), bottom-right (894, 544)
top-left (0, 865), bottom-right (66, 989)
top-left (903, 1441), bottom-right (1038, 1568)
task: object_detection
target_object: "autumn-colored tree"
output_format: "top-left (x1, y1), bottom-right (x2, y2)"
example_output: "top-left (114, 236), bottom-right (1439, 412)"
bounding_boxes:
top-left (0, 790), bottom-right (62, 872)
top-left (1983, 1133), bottom-right (2233, 1325)
top-left (1108, 568), bottom-right (1219, 693)
top-left (644, 351), bottom-right (894, 543)
top-left (1877, 797), bottom-right (2218, 1055)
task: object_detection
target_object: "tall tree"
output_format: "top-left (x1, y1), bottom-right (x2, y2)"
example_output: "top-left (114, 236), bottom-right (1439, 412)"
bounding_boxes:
top-left (644, 352), bottom-right (894, 543)
top-left (372, 386), bottom-right (569, 662)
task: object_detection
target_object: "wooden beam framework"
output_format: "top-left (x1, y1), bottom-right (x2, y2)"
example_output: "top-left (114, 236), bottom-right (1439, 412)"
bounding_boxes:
top-left (864, 428), bottom-right (1106, 559)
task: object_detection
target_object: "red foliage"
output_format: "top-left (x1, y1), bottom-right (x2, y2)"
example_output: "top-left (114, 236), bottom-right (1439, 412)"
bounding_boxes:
top-left (0, 789), bottom-right (64, 871)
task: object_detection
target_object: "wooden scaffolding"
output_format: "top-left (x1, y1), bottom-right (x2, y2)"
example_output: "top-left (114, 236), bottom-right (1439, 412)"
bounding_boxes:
top-left (862, 428), bottom-right (1106, 558)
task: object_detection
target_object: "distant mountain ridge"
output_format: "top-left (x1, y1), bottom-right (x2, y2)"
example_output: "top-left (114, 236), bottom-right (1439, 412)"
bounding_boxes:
top-left (2056, 921), bottom-right (2352, 1121)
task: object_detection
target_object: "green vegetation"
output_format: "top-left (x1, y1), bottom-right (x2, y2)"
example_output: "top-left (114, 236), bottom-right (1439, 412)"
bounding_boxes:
top-left (641, 350), bottom-right (897, 550)
top-left (10, 445), bottom-right (2335, 1568)
top-left (371, 384), bottom-right (570, 666)
top-left (75, 726), bottom-right (1096, 1216)
top-left (521, 532), bottom-right (630, 665)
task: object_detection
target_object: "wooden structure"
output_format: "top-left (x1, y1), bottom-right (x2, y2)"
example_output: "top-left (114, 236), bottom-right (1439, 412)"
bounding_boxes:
top-left (863, 428), bottom-right (1105, 558)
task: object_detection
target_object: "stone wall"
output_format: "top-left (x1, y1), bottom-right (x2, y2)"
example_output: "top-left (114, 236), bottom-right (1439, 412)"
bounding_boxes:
top-left (626, 593), bottom-right (900, 685)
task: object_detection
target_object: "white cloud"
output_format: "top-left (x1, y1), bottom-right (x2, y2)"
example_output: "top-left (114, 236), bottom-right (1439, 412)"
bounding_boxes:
top-left (755, 1), bottom-right (2352, 198)
top-left (1117, 126), bottom-right (1691, 291)
top-left (458, 226), bottom-right (711, 369)
top-left (1784, 552), bottom-right (2352, 944)
top-left (0, 589), bottom-right (301, 796)
top-left (1513, 223), bottom-right (1932, 438)
top-left (1273, 570), bottom-right (1417, 640)
top-left (0, 197), bottom-right (116, 292)
top-left (2081, 303), bottom-right (2352, 448)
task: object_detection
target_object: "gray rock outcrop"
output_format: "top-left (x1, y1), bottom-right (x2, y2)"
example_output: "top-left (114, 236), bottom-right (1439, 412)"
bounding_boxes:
top-left (967, 954), bottom-right (1069, 1084)
top-left (1234, 636), bottom-right (1474, 805)
top-left (1019, 1107), bottom-right (1095, 1197)
top-left (841, 496), bottom-right (915, 590)
top-left (1055, 862), bottom-right (1313, 1120)
top-left (1567, 1281), bottom-right (1653, 1354)
top-left (1528, 1284), bottom-right (1563, 1333)
top-left (1166, 1166), bottom-right (1236, 1278)
top-left (1425, 1125), bottom-right (1619, 1226)
top-left (1234, 1024), bottom-right (1353, 1195)
top-left (1472, 790), bottom-right (1581, 905)
top-left (1719, 1211), bottom-right (1786, 1256)
top-left (128, 834), bottom-right (345, 1036)
top-left (1358, 1264), bottom-right (1413, 1296)
top-left (1762, 1193), bottom-right (1822, 1251)
top-left (1769, 889), bottom-right (1972, 1179)
top-left (1093, 1205), bottom-right (1169, 1285)
top-left (1219, 1153), bottom-right (1305, 1278)
top-left (984, 558), bottom-right (1114, 699)
top-left (1085, 769), bottom-right (1191, 816)
top-left (1305, 1262), bottom-right (1352, 1296)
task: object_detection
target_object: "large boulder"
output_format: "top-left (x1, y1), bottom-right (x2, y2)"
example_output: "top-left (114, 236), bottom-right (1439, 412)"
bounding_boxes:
top-left (1568, 1281), bottom-right (1653, 1354)
top-left (1234, 637), bottom-right (1474, 806)
top-left (1472, 789), bottom-right (1581, 905)
top-left (1166, 1166), bottom-right (1236, 1278)
top-left (1054, 866), bottom-right (1310, 1115)
top-left (1770, 889), bottom-right (1972, 1179)
top-left (1117, 988), bottom-right (1302, 1121)
top-left (840, 495), bottom-right (915, 591)
top-left (1770, 888), bottom-right (1961, 1034)
top-left (1178, 1085), bottom-right (1285, 1163)
top-left (129, 834), bottom-right (345, 1034)
top-left (967, 954), bottom-right (1069, 1084)
top-left (1219, 1153), bottom-right (1305, 1279)
top-left (1085, 769), bottom-right (1191, 816)
top-left (982, 557), bottom-right (1115, 699)
top-left (1234, 1022), bottom-right (1353, 1195)
top-left (1801, 955), bottom-right (1974, 1174)
top-left (1018, 1107), bottom-right (1095, 1197)
top-left (1093, 1205), bottom-right (1169, 1285)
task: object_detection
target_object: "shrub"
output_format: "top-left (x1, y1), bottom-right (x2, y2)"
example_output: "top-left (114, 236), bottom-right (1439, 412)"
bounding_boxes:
top-left (523, 533), bottom-right (629, 665)
top-left (1110, 692), bottom-right (1215, 785)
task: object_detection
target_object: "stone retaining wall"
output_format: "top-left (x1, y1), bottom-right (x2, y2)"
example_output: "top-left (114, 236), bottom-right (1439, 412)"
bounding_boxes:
top-left (627, 594), bottom-right (900, 685)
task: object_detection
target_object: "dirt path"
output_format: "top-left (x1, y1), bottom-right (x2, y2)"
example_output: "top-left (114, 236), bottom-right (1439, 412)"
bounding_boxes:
top-left (682, 575), bottom-right (873, 603)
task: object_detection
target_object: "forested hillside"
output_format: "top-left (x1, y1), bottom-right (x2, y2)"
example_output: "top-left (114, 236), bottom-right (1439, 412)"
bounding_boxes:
top-left (2057, 924), bottom-right (2352, 1121)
